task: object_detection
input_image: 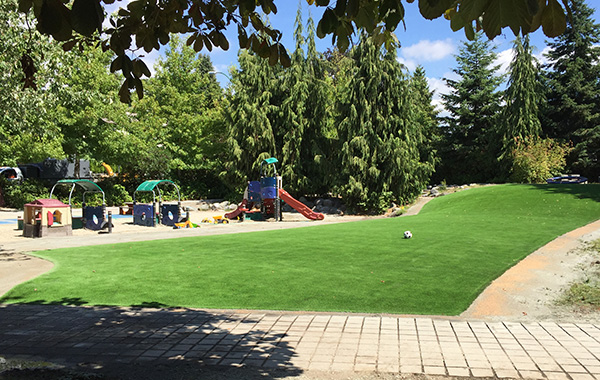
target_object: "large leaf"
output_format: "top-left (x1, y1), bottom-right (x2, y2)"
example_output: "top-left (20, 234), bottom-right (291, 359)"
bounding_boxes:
top-left (71, 0), bottom-right (103, 36)
top-left (37, 0), bottom-right (72, 41)
top-left (18, 0), bottom-right (33, 13)
top-left (541, 0), bottom-right (566, 37)
top-left (418, 0), bottom-right (454, 20)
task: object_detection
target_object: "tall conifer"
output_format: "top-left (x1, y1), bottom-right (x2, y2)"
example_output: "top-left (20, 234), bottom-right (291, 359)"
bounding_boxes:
top-left (223, 50), bottom-right (282, 188)
top-left (439, 33), bottom-right (503, 184)
top-left (278, 6), bottom-right (332, 196)
top-left (543, 0), bottom-right (600, 179)
top-left (337, 35), bottom-right (431, 211)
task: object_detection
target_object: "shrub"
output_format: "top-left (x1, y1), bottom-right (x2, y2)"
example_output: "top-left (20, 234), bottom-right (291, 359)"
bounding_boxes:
top-left (97, 178), bottom-right (133, 206)
top-left (510, 137), bottom-right (572, 183)
top-left (0, 178), bottom-right (49, 210)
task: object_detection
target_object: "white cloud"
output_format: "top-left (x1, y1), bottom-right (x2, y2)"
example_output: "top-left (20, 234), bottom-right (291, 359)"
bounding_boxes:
top-left (401, 39), bottom-right (456, 62)
top-left (494, 48), bottom-right (515, 75)
top-left (535, 46), bottom-right (552, 66)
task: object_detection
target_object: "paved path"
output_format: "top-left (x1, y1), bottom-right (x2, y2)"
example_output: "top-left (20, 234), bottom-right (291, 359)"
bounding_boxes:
top-left (1, 304), bottom-right (600, 379)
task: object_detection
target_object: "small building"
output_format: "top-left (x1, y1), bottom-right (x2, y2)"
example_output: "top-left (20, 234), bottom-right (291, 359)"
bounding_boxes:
top-left (23, 198), bottom-right (72, 238)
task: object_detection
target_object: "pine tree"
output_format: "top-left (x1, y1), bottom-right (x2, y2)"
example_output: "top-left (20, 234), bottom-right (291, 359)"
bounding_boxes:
top-left (503, 35), bottom-right (543, 142)
top-left (439, 33), bottom-right (503, 184)
top-left (337, 35), bottom-right (432, 212)
top-left (278, 6), bottom-right (333, 196)
top-left (409, 66), bottom-right (440, 175)
top-left (543, 0), bottom-right (600, 179)
top-left (500, 34), bottom-right (543, 176)
top-left (222, 49), bottom-right (283, 189)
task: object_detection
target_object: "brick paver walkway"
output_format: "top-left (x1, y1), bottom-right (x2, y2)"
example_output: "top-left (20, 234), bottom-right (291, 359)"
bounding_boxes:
top-left (1, 304), bottom-right (599, 379)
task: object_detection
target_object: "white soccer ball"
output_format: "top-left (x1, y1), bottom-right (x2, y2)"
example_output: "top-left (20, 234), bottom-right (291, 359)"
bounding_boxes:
top-left (404, 230), bottom-right (412, 239)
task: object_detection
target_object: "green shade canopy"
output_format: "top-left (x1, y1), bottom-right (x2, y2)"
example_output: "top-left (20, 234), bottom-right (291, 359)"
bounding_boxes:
top-left (134, 180), bottom-right (180, 203)
top-left (263, 157), bottom-right (278, 164)
top-left (54, 179), bottom-right (103, 192)
top-left (134, 180), bottom-right (177, 192)
top-left (49, 179), bottom-right (105, 206)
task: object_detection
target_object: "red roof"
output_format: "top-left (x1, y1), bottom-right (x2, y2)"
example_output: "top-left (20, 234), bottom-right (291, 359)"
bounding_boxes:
top-left (24, 198), bottom-right (69, 208)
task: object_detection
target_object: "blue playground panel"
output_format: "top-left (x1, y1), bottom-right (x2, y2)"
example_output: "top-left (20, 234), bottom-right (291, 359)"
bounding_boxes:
top-left (133, 204), bottom-right (155, 227)
top-left (84, 206), bottom-right (105, 230)
top-left (160, 204), bottom-right (180, 226)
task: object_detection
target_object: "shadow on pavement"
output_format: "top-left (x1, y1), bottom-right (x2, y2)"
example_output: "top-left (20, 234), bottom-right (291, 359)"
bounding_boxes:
top-left (0, 303), bottom-right (303, 379)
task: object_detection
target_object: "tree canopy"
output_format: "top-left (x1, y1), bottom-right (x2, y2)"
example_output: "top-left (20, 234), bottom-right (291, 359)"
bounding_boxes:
top-left (16, 0), bottom-right (572, 102)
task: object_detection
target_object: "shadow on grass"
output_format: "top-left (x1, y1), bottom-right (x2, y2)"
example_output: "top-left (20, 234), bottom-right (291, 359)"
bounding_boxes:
top-left (525, 183), bottom-right (600, 202)
top-left (0, 303), bottom-right (303, 380)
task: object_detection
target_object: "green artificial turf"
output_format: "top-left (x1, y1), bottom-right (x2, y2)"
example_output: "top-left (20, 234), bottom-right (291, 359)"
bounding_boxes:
top-left (3, 184), bottom-right (600, 315)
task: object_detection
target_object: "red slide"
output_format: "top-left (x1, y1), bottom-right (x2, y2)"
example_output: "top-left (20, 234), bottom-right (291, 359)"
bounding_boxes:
top-left (279, 189), bottom-right (325, 220)
top-left (225, 199), bottom-right (248, 219)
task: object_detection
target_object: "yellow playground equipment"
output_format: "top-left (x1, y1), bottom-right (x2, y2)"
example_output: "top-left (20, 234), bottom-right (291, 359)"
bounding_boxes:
top-left (201, 215), bottom-right (229, 224)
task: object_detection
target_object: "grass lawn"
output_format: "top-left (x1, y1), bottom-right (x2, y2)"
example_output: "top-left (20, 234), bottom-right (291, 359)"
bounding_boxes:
top-left (2, 184), bottom-right (600, 315)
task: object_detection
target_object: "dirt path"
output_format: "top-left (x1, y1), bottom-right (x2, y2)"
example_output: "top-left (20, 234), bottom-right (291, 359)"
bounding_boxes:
top-left (462, 219), bottom-right (600, 323)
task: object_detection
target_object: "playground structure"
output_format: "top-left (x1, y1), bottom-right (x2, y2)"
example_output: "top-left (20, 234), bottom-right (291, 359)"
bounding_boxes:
top-left (133, 180), bottom-right (185, 227)
top-left (49, 179), bottom-right (111, 231)
top-left (225, 158), bottom-right (324, 221)
top-left (546, 175), bottom-right (588, 184)
top-left (22, 198), bottom-right (73, 237)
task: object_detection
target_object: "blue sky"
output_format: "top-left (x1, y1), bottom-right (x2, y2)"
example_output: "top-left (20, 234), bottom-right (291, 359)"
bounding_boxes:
top-left (105, 2), bottom-right (599, 109)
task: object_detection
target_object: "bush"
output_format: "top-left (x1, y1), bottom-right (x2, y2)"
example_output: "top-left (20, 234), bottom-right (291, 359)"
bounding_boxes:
top-left (510, 137), bottom-right (572, 183)
top-left (97, 178), bottom-right (133, 206)
top-left (0, 178), bottom-right (50, 209)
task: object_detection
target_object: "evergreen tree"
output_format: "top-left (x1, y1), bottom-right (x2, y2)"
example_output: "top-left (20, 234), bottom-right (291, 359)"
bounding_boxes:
top-left (543, 0), bottom-right (600, 179)
top-left (278, 6), bottom-right (333, 196)
top-left (222, 49), bottom-right (283, 190)
top-left (500, 34), bottom-right (543, 177)
top-left (502, 35), bottom-right (543, 144)
top-left (337, 35), bottom-right (432, 212)
top-left (439, 33), bottom-right (503, 184)
top-left (409, 66), bottom-right (440, 175)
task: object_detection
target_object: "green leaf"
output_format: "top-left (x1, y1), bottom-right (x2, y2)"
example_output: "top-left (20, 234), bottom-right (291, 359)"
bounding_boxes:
top-left (110, 55), bottom-right (123, 73)
top-left (278, 44), bottom-right (291, 67)
top-left (37, 0), bottom-right (73, 41)
top-left (61, 39), bottom-right (77, 51)
top-left (541, 0), bottom-right (566, 37)
top-left (193, 34), bottom-right (204, 51)
top-left (457, 0), bottom-right (488, 21)
top-left (481, 0), bottom-right (502, 39)
top-left (527, 0), bottom-right (545, 33)
top-left (450, 11), bottom-right (466, 32)
top-left (347, 0), bottom-right (359, 17)
top-left (317, 8), bottom-right (337, 37)
top-left (418, 0), bottom-right (454, 20)
top-left (133, 77), bottom-right (144, 100)
top-left (71, 0), bottom-right (103, 36)
top-left (464, 22), bottom-right (475, 40)
top-left (132, 59), bottom-right (151, 78)
top-left (18, 0), bottom-right (33, 13)
top-left (237, 25), bottom-right (249, 48)
top-left (218, 32), bottom-right (229, 50)
top-left (118, 80), bottom-right (131, 103)
top-left (268, 43), bottom-right (279, 66)
top-left (186, 33), bottom-right (196, 46)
